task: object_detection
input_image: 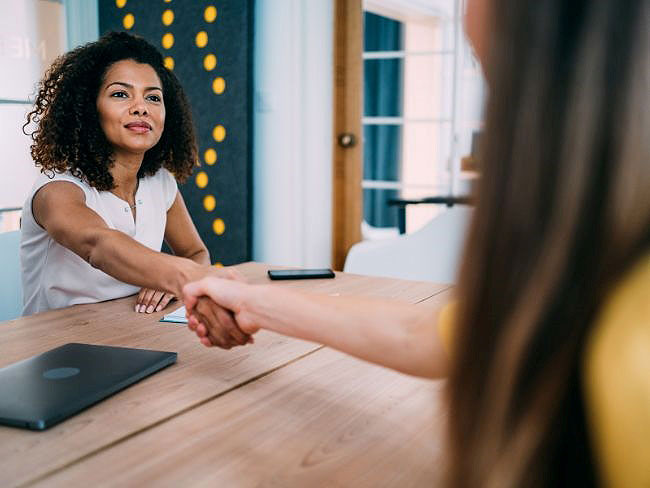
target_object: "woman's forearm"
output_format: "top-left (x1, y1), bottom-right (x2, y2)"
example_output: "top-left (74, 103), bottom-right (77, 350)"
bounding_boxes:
top-left (242, 285), bottom-right (448, 378)
top-left (87, 228), bottom-right (205, 296)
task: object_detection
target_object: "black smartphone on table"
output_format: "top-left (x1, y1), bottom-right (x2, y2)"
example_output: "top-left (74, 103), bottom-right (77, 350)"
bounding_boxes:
top-left (267, 268), bottom-right (335, 280)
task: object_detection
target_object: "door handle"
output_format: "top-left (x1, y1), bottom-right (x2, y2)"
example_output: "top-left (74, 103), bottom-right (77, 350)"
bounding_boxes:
top-left (337, 133), bottom-right (357, 148)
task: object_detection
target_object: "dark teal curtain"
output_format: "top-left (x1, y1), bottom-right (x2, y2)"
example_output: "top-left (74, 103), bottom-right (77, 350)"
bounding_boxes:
top-left (363, 12), bottom-right (403, 228)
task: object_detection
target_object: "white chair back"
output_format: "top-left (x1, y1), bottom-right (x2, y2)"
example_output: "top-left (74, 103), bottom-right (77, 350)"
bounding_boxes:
top-left (344, 206), bottom-right (472, 283)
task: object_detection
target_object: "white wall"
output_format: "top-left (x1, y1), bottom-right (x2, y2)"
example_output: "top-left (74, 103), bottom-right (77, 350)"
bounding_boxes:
top-left (253, 0), bottom-right (333, 267)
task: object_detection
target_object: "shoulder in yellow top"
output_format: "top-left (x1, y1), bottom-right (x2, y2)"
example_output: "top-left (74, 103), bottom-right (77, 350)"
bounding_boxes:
top-left (437, 300), bottom-right (458, 358)
top-left (583, 253), bottom-right (650, 488)
top-left (436, 253), bottom-right (650, 487)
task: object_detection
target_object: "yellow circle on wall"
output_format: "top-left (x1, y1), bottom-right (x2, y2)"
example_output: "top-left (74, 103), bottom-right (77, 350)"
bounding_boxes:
top-left (195, 171), bottom-right (208, 188)
top-left (203, 54), bottom-right (217, 71)
top-left (123, 13), bottom-right (135, 29)
top-left (116, 0), bottom-right (127, 8)
top-left (195, 31), bottom-right (208, 48)
top-left (164, 0), bottom-right (171, 2)
top-left (162, 33), bottom-right (174, 49)
top-left (162, 9), bottom-right (174, 26)
top-left (213, 218), bottom-right (225, 235)
top-left (203, 195), bottom-right (216, 212)
top-left (212, 77), bottom-right (226, 95)
top-left (212, 125), bottom-right (226, 142)
top-left (163, 56), bottom-right (174, 70)
top-left (204, 6), bottom-right (217, 23)
top-left (204, 148), bottom-right (217, 165)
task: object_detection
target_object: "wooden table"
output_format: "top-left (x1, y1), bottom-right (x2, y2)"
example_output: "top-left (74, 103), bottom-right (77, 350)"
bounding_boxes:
top-left (0, 262), bottom-right (452, 487)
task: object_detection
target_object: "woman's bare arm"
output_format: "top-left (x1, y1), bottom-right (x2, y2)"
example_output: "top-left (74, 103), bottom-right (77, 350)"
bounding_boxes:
top-left (184, 278), bottom-right (450, 378)
top-left (32, 181), bottom-right (213, 297)
top-left (163, 191), bottom-right (210, 265)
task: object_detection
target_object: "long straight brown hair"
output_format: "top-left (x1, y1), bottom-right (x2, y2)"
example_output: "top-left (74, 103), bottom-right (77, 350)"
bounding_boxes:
top-left (447, 0), bottom-right (650, 486)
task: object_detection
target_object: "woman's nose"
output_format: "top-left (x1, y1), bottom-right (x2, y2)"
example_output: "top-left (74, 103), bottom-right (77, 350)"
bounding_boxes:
top-left (129, 98), bottom-right (148, 116)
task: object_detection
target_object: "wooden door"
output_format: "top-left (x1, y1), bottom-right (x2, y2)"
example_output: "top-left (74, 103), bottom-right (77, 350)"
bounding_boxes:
top-left (331, 0), bottom-right (363, 270)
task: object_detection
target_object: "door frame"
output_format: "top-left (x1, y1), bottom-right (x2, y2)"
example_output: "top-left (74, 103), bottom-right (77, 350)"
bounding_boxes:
top-left (331, 0), bottom-right (363, 270)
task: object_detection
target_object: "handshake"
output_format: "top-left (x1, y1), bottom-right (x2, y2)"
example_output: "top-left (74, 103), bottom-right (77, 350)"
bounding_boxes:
top-left (182, 268), bottom-right (261, 349)
top-left (176, 265), bottom-right (446, 380)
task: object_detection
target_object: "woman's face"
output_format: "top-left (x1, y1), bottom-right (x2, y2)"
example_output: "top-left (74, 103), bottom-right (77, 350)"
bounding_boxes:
top-left (96, 59), bottom-right (165, 157)
top-left (465, 0), bottom-right (490, 69)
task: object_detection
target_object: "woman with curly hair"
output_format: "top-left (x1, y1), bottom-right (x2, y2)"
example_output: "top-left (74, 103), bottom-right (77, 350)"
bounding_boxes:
top-left (20, 32), bottom-right (249, 345)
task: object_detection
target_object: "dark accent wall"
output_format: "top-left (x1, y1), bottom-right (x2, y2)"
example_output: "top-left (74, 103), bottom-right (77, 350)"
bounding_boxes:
top-left (99, 0), bottom-right (252, 265)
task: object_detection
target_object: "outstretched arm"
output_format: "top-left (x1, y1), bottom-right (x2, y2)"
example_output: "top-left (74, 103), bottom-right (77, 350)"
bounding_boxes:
top-left (184, 278), bottom-right (450, 378)
top-left (33, 181), bottom-right (213, 298)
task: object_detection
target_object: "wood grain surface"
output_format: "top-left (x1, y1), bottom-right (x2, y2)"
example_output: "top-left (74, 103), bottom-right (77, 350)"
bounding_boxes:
top-left (0, 262), bottom-right (450, 487)
top-left (35, 348), bottom-right (448, 488)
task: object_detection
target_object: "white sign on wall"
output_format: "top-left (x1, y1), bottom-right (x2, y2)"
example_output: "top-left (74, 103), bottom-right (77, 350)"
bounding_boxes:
top-left (0, 0), bottom-right (66, 209)
top-left (0, 0), bottom-right (66, 101)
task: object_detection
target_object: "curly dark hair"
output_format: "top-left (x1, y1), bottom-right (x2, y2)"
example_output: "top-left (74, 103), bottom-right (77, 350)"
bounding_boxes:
top-left (24, 31), bottom-right (197, 191)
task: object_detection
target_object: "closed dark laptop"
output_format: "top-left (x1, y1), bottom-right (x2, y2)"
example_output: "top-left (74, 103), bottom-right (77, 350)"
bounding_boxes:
top-left (0, 343), bottom-right (177, 430)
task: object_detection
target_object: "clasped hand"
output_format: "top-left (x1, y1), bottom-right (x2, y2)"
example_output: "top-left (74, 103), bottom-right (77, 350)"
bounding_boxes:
top-left (184, 269), bottom-right (259, 349)
top-left (133, 266), bottom-right (255, 350)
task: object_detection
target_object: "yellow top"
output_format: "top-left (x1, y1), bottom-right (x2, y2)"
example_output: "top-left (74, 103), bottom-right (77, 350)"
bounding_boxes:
top-left (583, 254), bottom-right (650, 487)
top-left (437, 299), bottom-right (457, 356)
top-left (436, 254), bottom-right (650, 486)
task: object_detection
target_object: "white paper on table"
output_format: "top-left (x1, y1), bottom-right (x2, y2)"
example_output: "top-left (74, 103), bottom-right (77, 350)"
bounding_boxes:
top-left (160, 305), bottom-right (187, 324)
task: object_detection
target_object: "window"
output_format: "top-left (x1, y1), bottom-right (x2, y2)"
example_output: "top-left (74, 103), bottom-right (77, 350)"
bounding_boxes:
top-left (0, 0), bottom-right (67, 232)
top-left (362, 0), bottom-right (484, 237)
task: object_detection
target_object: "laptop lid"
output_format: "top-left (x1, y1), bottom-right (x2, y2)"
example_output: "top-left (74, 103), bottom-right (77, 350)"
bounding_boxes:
top-left (0, 343), bottom-right (177, 430)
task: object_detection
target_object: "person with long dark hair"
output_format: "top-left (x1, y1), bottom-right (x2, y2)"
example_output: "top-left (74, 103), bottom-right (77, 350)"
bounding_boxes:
top-left (183, 0), bottom-right (649, 485)
top-left (446, 0), bottom-right (649, 485)
top-left (21, 32), bottom-right (249, 348)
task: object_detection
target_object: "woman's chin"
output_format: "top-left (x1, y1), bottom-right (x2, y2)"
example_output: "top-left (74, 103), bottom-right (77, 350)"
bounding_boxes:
top-left (114, 141), bottom-right (159, 157)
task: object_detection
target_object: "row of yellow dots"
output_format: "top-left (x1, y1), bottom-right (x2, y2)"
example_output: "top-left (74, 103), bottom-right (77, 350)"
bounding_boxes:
top-left (189, 5), bottom-right (227, 240)
top-left (162, 1), bottom-right (223, 264)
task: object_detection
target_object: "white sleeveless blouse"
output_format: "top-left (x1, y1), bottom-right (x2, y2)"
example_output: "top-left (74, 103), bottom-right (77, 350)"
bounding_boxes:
top-left (20, 168), bottom-right (178, 316)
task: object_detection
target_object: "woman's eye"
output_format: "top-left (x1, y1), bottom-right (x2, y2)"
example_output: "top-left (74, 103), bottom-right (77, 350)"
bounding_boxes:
top-left (147, 95), bottom-right (162, 103)
top-left (110, 91), bottom-right (128, 98)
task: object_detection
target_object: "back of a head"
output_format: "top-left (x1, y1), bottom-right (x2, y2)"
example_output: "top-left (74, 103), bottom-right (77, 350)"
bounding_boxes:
top-left (448, 0), bottom-right (649, 486)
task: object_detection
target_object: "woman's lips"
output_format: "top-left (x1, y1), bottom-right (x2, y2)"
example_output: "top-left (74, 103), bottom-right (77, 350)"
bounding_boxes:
top-left (125, 121), bottom-right (152, 133)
